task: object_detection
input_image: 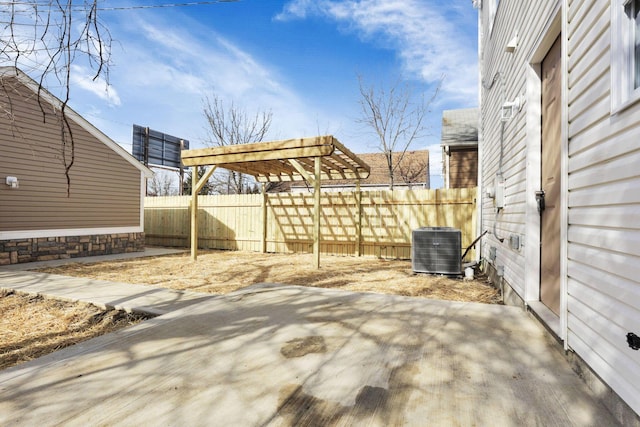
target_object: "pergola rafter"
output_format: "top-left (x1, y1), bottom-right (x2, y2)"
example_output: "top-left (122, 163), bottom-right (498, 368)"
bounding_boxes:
top-left (181, 135), bottom-right (370, 268)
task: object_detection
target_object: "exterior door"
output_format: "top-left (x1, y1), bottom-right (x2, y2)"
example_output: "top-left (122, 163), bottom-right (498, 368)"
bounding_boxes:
top-left (540, 35), bottom-right (562, 316)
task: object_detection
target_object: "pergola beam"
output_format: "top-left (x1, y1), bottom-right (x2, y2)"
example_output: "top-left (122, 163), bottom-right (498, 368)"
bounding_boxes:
top-left (182, 146), bottom-right (333, 168)
top-left (219, 160), bottom-right (295, 179)
top-left (333, 138), bottom-right (370, 171)
top-left (254, 168), bottom-right (367, 182)
top-left (181, 136), bottom-right (335, 167)
top-left (288, 158), bottom-right (315, 185)
top-left (296, 156), bottom-right (337, 180)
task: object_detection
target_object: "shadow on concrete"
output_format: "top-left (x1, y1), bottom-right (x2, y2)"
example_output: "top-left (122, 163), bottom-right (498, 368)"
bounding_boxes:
top-left (0, 284), bottom-right (620, 426)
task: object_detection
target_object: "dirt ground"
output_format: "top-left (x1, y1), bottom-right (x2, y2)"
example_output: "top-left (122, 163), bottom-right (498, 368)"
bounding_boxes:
top-left (1, 250), bottom-right (500, 370)
top-left (36, 250), bottom-right (501, 304)
top-left (0, 290), bottom-right (146, 370)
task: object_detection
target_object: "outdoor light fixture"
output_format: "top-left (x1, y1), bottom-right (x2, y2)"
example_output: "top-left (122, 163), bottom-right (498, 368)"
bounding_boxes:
top-left (5, 176), bottom-right (19, 189)
top-left (501, 97), bottom-right (521, 121)
top-left (505, 32), bottom-right (519, 53)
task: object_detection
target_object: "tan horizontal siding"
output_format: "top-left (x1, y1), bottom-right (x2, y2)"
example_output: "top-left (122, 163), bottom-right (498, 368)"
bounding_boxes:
top-left (0, 76), bottom-right (142, 232)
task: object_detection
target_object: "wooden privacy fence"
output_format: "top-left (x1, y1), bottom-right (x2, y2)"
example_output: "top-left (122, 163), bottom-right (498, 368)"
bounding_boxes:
top-left (144, 187), bottom-right (478, 261)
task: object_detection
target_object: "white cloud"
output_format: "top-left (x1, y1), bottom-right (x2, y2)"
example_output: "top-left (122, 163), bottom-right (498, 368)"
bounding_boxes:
top-left (277, 0), bottom-right (478, 105)
top-left (51, 2), bottom-right (467, 187)
top-left (274, 0), bottom-right (321, 20)
top-left (275, 0), bottom-right (479, 186)
top-left (126, 18), bottom-right (289, 104)
top-left (71, 65), bottom-right (121, 106)
top-left (426, 141), bottom-right (444, 185)
top-left (74, 11), bottom-right (336, 150)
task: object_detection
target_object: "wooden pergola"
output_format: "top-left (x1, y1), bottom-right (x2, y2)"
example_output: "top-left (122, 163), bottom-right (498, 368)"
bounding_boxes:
top-left (181, 135), bottom-right (370, 268)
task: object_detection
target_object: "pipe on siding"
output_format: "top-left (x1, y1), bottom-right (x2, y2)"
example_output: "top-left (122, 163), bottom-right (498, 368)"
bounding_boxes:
top-left (482, 71), bottom-right (506, 243)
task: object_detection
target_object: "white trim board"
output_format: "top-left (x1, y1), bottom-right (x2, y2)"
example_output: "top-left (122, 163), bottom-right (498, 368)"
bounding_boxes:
top-left (0, 226), bottom-right (144, 241)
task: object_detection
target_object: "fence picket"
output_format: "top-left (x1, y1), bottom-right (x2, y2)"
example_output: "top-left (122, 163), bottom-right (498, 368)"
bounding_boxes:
top-left (144, 188), bottom-right (477, 260)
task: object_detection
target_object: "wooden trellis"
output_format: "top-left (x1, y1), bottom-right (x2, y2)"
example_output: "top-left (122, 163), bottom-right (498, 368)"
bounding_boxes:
top-left (181, 135), bottom-right (370, 267)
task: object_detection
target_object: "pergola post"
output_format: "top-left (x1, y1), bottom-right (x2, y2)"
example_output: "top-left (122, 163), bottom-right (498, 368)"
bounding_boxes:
top-left (190, 166), bottom-right (199, 261)
top-left (261, 182), bottom-right (268, 253)
top-left (355, 179), bottom-right (362, 257)
top-left (313, 156), bottom-right (321, 269)
top-left (190, 165), bottom-right (217, 261)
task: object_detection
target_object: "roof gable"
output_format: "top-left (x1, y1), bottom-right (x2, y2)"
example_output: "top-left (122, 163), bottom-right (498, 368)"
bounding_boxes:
top-left (290, 150), bottom-right (430, 189)
top-left (441, 108), bottom-right (479, 147)
top-left (0, 67), bottom-right (153, 178)
top-left (353, 151), bottom-right (430, 186)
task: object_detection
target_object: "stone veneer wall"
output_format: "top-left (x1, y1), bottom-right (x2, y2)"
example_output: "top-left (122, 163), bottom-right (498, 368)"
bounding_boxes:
top-left (0, 232), bottom-right (145, 265)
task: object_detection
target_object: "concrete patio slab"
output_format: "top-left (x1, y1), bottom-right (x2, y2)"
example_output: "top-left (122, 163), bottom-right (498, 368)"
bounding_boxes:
top-left (0, 283), bottom-right (620, 426)
top-left (0, 270), bottom-right (212, 315)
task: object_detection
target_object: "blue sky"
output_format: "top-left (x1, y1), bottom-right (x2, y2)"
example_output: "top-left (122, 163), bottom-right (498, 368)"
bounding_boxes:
top-left (38, 0), bottom-right (479, 188)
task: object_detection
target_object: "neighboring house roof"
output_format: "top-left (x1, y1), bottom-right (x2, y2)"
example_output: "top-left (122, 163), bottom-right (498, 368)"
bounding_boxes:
top-left (441, 108), bottom-right (479, 148)
top-left (290, 150), bottom-right (430, 190)
top-left (0, 67), bottom-right (153, 178)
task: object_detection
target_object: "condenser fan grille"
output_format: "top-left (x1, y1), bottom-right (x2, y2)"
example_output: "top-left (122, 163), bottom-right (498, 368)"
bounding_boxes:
top-left (411, 227), bottom-right (461, 275)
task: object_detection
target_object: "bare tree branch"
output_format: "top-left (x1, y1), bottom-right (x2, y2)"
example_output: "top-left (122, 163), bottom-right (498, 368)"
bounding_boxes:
top-left (148, 169), bottom-right (178, 197)
top-left (182, 166), bottom-right (216, 196)
top-left (202, 94), bottom-right (272, 194)
top-left (357, 75), bottom-right (441, 189)
top-left (396, 152), bottom-right (429, 188)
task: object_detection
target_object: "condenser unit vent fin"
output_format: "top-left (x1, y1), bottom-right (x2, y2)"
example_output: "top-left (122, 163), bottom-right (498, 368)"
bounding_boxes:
top-left (411, 227), bottom-right (462, 275)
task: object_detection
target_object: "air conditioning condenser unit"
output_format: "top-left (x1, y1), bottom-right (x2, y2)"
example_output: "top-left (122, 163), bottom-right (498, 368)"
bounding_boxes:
top-left (411, 227), bottom-right (462, 275)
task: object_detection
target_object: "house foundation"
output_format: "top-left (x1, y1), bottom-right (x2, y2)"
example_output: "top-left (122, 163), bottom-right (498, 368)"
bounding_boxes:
top-left (0, 233), bottom-right (145, 265)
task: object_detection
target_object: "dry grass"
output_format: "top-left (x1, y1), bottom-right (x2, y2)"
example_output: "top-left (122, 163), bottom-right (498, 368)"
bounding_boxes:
top-left (3, 250), bottom-right (499, 370)
top-left (0, 290), bottom-right (147, 370)
top-left (36, 250), bottom-right (501, 304)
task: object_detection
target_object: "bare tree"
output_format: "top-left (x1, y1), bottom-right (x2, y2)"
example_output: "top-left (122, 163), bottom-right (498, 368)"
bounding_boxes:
top-left (203, 95), bottom-right (272, 194)
top-left (357, 76), bottom-right (441, 189)
top-left (264, 181), bottom-right (290, 193)
top-left (204, 170), bottom-right (263, 195)
top-left (182, 166), bottom-right (215, 196)
top-left (397, 152), bottom-right (429, 189)
top-left (1, 1), bottom-right (111, 196)
top-left (147, 169), bottom-right (178, 196)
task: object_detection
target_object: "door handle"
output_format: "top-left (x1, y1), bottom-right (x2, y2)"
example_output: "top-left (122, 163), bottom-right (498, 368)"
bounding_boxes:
top-left (535, 190), bottom-right (545, 214)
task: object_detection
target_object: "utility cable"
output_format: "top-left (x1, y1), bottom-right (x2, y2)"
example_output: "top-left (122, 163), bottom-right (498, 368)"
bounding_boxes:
top-left (0, 1), bottom-right (240, 12)
top-left (97, 1), bottom-right (240, 11)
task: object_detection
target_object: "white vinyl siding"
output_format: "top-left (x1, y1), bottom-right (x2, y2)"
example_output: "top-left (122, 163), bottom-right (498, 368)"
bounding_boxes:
top-left (611, 0), bottom-right (640, 111)
top-left (569, 0), bottom-right (640, 415)
top-left (481, 0), bottom-right (640, 416)
top-left (480, 0), bottom-right (559, 300)
top-left (488, 0), bottom-right (501, 35)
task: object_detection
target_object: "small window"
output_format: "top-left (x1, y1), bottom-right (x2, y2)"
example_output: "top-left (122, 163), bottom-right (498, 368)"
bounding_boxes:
top-left (612, 0), bottom-right (640, 111)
